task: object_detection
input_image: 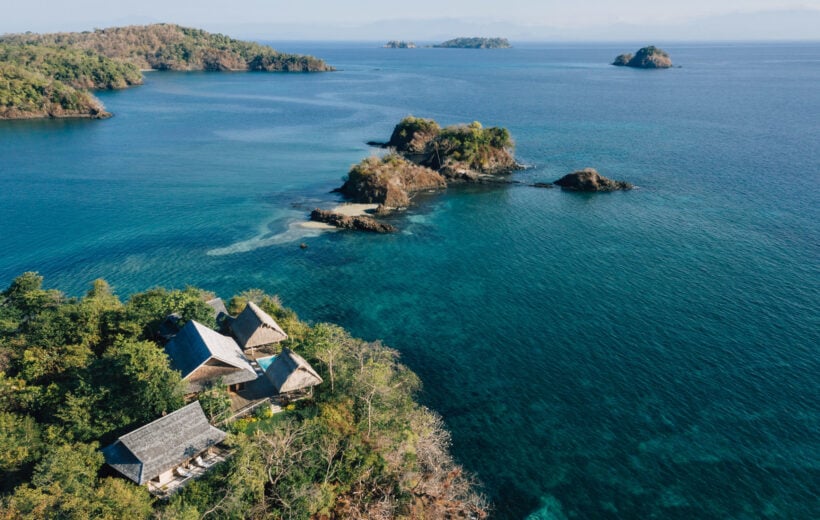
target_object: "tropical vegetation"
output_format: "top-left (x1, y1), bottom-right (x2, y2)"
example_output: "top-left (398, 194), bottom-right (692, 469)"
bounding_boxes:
top-left (0, 24), bottom-right (333, 120)
top-left (433, 37), bottom-right (511, 49)
top-left (388, 116), bottom-right (515, 174)
top-left (0, 273), bottom-right (487, 518)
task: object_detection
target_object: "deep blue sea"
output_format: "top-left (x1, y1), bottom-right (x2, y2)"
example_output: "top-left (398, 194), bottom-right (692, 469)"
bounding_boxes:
top-left (1, 42), bottom-right (818, 518)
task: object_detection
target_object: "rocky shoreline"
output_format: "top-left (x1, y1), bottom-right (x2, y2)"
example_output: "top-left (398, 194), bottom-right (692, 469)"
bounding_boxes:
top-left (311, 118), bottom-right (633, 233)
top-left (310, 209), bottom-right (396, 233)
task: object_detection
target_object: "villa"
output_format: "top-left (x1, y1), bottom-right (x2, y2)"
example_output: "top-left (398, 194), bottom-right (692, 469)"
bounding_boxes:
top-left (102, 401), bottom-right (228, 496)
top-left (264, 347), bottom-right (323, 401)
top-left (231, 301), bottom-right (288, 350)
top-left (102, 312), bottom-right (323, 493)
top-left (164, 320), bottom-right (258, 394)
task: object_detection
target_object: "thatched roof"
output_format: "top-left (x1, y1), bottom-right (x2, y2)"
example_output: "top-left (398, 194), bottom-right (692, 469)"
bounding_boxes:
top-left (264, 348), bottom-right (323, 394)
top-left (231, 301), bottom-right (288, 349)
top-left (205, 297), bottom-right (230, 323)
top-left (102, 401), bottom-right (226, 485)
top-left (165, 320), bottom-right (257, 392)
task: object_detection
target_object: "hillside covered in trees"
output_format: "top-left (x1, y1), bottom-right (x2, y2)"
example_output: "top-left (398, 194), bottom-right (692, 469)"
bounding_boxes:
top-left (0, 24), bottom-right (333, 120)
top-left (433, 37), bottom-right (511, 49)
top-left (0, 273), bottom-right (487, 519)
top-left (0, 62), bottom-right (111, 119)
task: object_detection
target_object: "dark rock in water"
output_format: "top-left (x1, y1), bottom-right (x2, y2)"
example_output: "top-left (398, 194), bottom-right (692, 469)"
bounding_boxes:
top-left (366, 140), bottom-right (389, 148)
top-left (532, 182), bottom-right (554, 189)
top-left (613, 46), bottom-right (672, 69)
top-left (612, 53), bottom-right (632, 66)
top-left (299, 243), bottom-right (308, 249)
top-left (310, 209), bottom-right (396, 233)
top-left (554, 168), bottom-right (633, 192)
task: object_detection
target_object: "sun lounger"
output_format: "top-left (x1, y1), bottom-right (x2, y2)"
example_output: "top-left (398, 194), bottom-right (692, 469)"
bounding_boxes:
top-left (175, 466), bottom-right (192, 478)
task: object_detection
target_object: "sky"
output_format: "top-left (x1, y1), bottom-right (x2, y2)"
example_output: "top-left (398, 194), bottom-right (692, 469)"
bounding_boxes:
top-left (2, 0), bottom-right (819, 40)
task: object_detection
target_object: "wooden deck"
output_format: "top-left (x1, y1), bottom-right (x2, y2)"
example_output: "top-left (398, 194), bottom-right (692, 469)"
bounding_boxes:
top-left (146, 447), bottom-right (231, 498)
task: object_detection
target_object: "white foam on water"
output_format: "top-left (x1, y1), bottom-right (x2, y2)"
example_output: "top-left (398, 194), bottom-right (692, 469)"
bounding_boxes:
top-left (207, 218), bottom-right (334, 256)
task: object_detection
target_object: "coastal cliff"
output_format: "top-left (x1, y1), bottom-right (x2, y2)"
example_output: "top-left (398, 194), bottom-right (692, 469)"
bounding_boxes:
top-left (338, 153), bottom-right (447, 208)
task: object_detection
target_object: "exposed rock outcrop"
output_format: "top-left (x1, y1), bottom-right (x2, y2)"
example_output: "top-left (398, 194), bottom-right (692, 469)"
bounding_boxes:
top-left (338, 154), bottom-right (447, 208)
top-left (612, 46), bottom-right (672, 69)
top-left (554, 168), bottom-right (633, 192)
top-left (329, 116), bottom-right (523, 232)
top-left (310, 209), bottom-right (397, 233)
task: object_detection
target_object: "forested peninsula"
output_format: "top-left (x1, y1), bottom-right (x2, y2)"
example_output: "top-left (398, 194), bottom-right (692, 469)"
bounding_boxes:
top-left (0, 273), bottom-right (487, 518)
top-left (0, 24), bottom-right (333, 120)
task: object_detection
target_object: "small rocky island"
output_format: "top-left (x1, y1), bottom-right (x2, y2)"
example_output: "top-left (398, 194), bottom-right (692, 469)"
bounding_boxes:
top-left (612, 46), bottom-right (672, 69)
top-left (309, 208), bottom-right (396, 233)
top-left (383, 40), bottom-right (416, 49)
top-left (434, 37), bottom-right (511, 49)
top-left (350, 116), bottom-right (520, 202)
top-left (554, 168), bottom-right (633, 192)
top-left (313, 116), bottom-right (521, 232)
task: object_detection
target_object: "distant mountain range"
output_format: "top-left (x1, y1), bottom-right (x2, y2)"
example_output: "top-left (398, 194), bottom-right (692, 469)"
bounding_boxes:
top-left (212, 9), bottom-right (820, 41)
top-left (5, 9), bottom-right (818, 42)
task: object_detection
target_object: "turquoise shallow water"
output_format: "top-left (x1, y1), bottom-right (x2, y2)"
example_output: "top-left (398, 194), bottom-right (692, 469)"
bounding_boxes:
top-left (1, 42), bottom-right (819, 518)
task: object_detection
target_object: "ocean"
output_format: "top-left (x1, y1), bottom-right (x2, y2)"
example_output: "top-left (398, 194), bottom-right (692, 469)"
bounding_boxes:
top-left (0, 42), bottom-right (818, 518)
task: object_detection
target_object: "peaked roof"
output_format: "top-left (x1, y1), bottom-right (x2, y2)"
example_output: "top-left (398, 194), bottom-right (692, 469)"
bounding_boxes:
top-left (165, 320), bottom-right (257, 391)
top-left (264, 348), bottom-right (323, 394)
top-left (102, 401), bottom-right (226, 485)
top-left (205, 297), bottom-right (229, 322)
top-left (232, 301), bottom-right (288, 349)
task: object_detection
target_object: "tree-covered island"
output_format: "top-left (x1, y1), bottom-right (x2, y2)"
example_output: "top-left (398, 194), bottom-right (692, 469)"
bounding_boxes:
top-left (433, 37), bottom-right (511, 49)
top-left (0, 272), bottom-right (487, 518)
top-left (383, 41), bottom-right (416, 49)
top-left (337, 116), bottom-right (520, 208)
top-left (0, 24), bottom-right (333, 120)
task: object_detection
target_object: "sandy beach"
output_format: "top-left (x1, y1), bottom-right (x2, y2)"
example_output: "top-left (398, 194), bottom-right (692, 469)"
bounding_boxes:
top-left (327, 203), bottom-right (379, 217)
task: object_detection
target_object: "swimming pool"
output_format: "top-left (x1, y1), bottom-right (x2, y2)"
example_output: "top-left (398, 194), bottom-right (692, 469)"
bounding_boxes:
top-left (256, 355), bottom-right (276, 371)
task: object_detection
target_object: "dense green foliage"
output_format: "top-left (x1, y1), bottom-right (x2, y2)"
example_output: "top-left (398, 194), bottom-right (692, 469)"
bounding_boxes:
top-left (0, 63), bottom-right (109, 119)
top-left (0, 24), bottom-right (333, 119)
top-left (387, 116), bottom-right (442, 153)
top-left (0, 274), bottom-right (486, 518)
top-left (0, 44), bottom-right (142, 89)
top-left (0, 24), bottom-right (333, 72)
top-left (434, 37), bottom-right (511, 49)
top-left (388, 116), bottom-right (515, 174)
